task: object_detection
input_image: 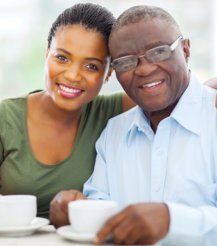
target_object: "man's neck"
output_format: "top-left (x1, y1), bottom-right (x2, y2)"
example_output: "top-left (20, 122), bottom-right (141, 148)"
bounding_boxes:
top-left (144, 102), bottom-right (177, 133)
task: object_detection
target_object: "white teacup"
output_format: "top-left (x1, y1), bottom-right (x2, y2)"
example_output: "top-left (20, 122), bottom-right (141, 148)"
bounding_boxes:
top-left (68, 200), bottom-right (117, 234)
top-left (0, 195), bottom-right (37, 227)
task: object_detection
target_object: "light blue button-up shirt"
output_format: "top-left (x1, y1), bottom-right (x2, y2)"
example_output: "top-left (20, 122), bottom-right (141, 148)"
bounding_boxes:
top-left (84, 74), bottom-right (217, 245)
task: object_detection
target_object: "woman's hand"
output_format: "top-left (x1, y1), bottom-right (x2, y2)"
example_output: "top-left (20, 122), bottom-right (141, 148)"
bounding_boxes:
top-left (49, 190), bottom-right (86, 228)
top-left (204, 77), bottom-right (217, 90)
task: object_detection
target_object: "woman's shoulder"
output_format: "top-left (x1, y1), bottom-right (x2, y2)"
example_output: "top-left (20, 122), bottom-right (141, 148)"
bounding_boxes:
top-left (0, 95), bottom-right (28, 132)
top-left (0, 90), bottom-right (43, 110)
top-left (0, 95), bottom-right (27, 111)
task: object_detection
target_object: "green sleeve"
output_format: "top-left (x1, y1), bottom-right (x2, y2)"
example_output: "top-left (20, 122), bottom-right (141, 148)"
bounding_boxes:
top-left (0, 100), bottom-right (5, 165)
top-left (94, 92), bottom-right (124, 117)
top-left (102, 92), bottom-right (124, 114)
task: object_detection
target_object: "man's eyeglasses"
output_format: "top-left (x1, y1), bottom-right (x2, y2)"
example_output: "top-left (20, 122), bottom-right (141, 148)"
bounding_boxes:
top-left (111, 36), bottom-right (183, 73)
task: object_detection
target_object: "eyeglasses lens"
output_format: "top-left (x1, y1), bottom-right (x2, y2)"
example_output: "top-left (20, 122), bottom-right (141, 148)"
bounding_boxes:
top-left (146, 46), bottom-right (171, 62)
top-left (112, 36), bottom-right (182, 72)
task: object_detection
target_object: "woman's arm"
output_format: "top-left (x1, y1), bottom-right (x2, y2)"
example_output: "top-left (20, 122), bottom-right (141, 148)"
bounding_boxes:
top-left (204, 77), bottom-right (217, 90)
top-left (50, 190), bottom-right (86, 228)
top-left (204, 77), bottom-right (217, 108)
top-left (122, 94), bottom-right (136, 112)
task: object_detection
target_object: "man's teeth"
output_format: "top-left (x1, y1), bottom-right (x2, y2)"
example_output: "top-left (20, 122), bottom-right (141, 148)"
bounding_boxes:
top-left (59, 85), bottom-right (82, 93)
top-left (143, 81), bottom-right (162, 88)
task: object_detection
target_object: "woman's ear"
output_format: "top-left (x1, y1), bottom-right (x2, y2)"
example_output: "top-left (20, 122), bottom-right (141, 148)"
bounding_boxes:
top-left (45, 49), bottom-right (50, 58)
top-left (182, 39), bottom-right (190, 63)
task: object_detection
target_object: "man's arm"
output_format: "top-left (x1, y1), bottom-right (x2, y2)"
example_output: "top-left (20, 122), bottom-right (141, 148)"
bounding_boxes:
top-left (122, 94), bottom-right (136, 111)
top-left (165, 202), bottom-right (217, 245)
top-left (95, 202), bottom-right (217, 245)
top-left (83, 128), bottom-right (110, 200)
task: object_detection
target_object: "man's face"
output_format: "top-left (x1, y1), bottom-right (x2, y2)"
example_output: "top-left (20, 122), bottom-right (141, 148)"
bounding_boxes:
top-left (109, 20), bottom-right (190, 114)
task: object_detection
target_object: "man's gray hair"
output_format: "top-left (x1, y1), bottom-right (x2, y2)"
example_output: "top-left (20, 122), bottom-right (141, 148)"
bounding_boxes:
top-left (111, 5), bottom-right (180, 36)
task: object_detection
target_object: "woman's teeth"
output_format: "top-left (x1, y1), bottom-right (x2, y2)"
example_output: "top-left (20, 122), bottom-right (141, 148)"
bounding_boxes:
top-left (59, 84), bottom-right (82, 93)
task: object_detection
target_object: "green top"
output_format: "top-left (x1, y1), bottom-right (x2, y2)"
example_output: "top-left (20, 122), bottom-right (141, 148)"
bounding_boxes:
top-left (0, 93), bottom-right (123, 218)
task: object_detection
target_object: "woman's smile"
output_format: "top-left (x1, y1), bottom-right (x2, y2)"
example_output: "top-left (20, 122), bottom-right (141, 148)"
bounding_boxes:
top-left (56, 83), bottom-right (84, 99)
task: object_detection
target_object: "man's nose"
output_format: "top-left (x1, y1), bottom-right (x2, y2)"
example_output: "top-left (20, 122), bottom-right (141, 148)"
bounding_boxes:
top-left (134, 57), bottom-right (157, 76)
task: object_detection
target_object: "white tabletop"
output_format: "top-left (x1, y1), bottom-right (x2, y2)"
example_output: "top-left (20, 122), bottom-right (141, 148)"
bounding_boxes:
top-left (0, 225), bottom-right (162, 246)
top-left (0, 225), bottom-right (93, 246)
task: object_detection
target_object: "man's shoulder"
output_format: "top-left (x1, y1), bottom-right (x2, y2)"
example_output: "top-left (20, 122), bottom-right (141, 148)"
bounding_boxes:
top-left (107, 106), bottom-right (138, 126)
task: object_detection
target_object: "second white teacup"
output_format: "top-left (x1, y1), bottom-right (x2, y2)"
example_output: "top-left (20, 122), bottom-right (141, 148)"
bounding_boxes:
top-left (68, 200), bottom-right (117, 234)
top-left (0, 195), bottom-right (37, 227)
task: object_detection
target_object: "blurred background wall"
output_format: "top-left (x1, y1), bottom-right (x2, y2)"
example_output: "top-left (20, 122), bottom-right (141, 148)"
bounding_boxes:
top-left (0, 0), bottom-right (216, 99)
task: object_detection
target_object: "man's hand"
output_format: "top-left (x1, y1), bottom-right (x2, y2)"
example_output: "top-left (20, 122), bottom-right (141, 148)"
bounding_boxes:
top-left (95, 203), bottom-right (170, 245)
top-left (49, 190), bottom-right (86, 228)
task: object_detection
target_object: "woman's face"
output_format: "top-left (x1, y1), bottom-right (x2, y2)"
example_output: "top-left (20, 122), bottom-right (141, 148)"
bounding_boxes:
top-left (45, 24), bottom-right (109, 112)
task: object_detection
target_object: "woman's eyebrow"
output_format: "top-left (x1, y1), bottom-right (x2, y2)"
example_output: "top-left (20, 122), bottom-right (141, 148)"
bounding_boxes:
top-left (86, 57), bottom-right (104, 64)
top-left (55, 48), bottom-right (71, 55)
top-left (55, 48), bottom-right (104, 64)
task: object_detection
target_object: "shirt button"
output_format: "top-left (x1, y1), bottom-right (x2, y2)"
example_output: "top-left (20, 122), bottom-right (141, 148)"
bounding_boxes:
top-left (155, 148), bottom-right (163, 155)
top-left (154, 186), bottom-right (161, 192)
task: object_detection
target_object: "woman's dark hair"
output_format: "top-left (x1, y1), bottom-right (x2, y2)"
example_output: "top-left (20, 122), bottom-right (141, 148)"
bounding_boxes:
top-left (47, 3), bottom-right (115, 48)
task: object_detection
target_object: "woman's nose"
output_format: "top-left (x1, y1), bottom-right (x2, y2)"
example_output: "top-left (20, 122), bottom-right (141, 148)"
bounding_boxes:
top-left (64, 64), bottom-right (82, 81)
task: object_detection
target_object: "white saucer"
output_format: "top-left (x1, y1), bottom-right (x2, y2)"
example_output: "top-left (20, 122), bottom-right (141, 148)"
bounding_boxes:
top-left (0, 217), bottom-right (49, 237)
top-left (57, 225), bottom-right (95, 243)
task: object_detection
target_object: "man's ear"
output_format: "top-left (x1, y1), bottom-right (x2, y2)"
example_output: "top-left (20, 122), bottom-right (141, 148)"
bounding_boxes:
top-left (182, 39), bottom-right (190, 63)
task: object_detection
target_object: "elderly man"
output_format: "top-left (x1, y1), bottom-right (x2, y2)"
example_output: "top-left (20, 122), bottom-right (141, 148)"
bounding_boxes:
top-left (50, 5), bottom-right (217, 245)
top-left (84, 5), bottom-right (217, 244)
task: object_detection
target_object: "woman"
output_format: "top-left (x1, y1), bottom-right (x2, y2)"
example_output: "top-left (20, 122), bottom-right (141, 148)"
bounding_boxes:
top-left (0, 3), bottom-right (134, 219)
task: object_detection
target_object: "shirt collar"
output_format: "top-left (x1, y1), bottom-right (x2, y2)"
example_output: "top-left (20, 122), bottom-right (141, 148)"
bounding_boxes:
top-left (127, 73), bottom-right (203, 144)
top-left (127, 106), bottom-right (152, 144)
